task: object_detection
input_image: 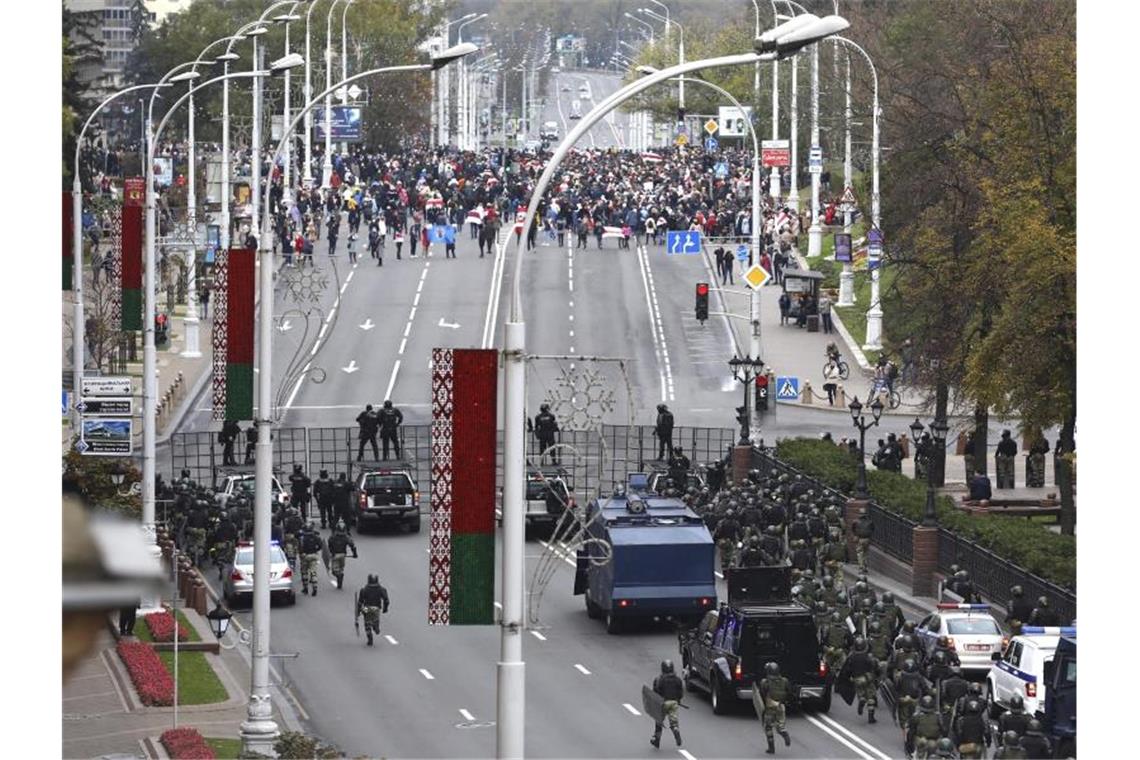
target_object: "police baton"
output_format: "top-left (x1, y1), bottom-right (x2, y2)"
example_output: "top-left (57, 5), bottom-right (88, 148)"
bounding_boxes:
top-left (353, 590), bottom-right (360, 637)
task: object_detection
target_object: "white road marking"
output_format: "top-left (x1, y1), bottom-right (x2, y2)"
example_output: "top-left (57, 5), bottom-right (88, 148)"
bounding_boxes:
top-left (384, 359), bottom-right (401, 400)
top-left (635, 243), bottom-right (670, 402)
top-left (398, 337), bottom-right (407, 355)
top-left (325, 305), bottom-right (336, 323)
top-left (569, 330), bottom-right (574, 338)
top-left (482, 238), bottom-right (508, 349)
top-left (573, 664), bottom-right (591, 675)
top-left (340, 283), bottom-right (348, 295)
top-left (417, 280), bottom-right (424, 293)
top-left (404, 322), bottom-right (412, 338)
top-left (317, 323), bottom-right (328, 340)
top-left (459, 708), bottom-right (475, 721)
top-left (341, 360), bottom-right (359, 374)
top-left (414, 291), bottom-right (421, 307)
top-left (622, 703), bottom-right (641, 717)
top-left (530, 630), bottom-right (547, 641)
top-left (815, 715), bottom-right (893, 760)
top-left (345, 271), bottom-right (354, 283)
top-left (408, 307), bottom-right (417, 322)
top-left (568, 314), bottom-right (574, 321)
top-left (419, 669), bottom-right (435, 680)
top-left (679, 750), bottom-right (698, 760)
top-left (804, 715), bottom-right (876, 760)
top-left (384, 635), bottom-right (398, 645)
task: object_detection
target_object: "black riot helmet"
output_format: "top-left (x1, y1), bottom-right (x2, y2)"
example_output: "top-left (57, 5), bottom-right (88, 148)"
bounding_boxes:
top-left (540, 403), bottom-right (550, 412)
top-left (383, 399), bottom-right (393, 409)
top-left (1011, 584), bottom-right (1024, 597)
top-left (1026, 719), bottom-right (1043, 735)
top-left (367, 574), bottom-right (379, 585)
top-left (853, 636), bottom-right (867, 652)
top-left (657, 403), bottom-right (667, 412)
top-left (294, 463), bottom-right (302, 473)
top-left (661, 659), bottom-right (675, 675)
top-left (1009, 694), bottom-right (1024, 712)
top-left (882, 591), bottom-right (895, 605)
top-left (765, 661), bottom-right (781, 676)
top-left (902, 658), bottom-right (917, 673)
top-left (935, 738), bottom-right (954, 755)
top-left (1003, 731), bottom-right (1021, 748)
top-left (919, 695), bottom-right (935, 711)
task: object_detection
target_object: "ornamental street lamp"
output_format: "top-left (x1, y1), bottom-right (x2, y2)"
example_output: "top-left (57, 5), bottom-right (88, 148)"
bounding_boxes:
top-left (729, 355), bottom-right (766, 445)
top-left (206, 600), bottom-right (234, 640)
top-left (910, 417), bottom-right (949, 526)
top-left (848, 395), bottom-right (883, 500)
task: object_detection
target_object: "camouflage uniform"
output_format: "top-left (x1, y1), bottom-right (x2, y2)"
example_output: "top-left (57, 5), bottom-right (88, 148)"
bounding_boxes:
top-left (756, 675), bottom-right (791, 749)
top-left (908, 706), bottom-right (945, 759)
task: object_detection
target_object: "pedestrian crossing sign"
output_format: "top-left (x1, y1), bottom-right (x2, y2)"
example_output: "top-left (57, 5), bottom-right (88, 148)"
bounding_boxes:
top-left (776, 376), bottom-right (800, 400)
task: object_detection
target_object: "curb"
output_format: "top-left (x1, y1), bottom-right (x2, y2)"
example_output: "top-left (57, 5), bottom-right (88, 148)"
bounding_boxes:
top-left (793, 243), bottom-right (875, 373)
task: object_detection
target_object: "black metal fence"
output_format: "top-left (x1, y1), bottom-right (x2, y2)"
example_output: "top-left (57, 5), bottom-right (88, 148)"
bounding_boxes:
top-left (750, 447), bottom-right (1075, 617)
top-left (170, 424), bottom-right (738, 502)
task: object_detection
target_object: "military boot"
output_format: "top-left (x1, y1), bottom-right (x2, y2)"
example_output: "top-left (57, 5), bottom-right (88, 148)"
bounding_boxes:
top-left (649, 732), bottom-right (660, 749)
top-left (302, 584), bottom-right (309, 595)
top-left (780, 731), bottom-right (791, 746)
top-left (766, 737), bottom-right (775, 754)
top-left (857, 699), bottom-right (865, 715)
top-left (868, 708), bottom-right (876, 724)
top-left (311, 584), bottom-right (317, 597)
top-left (366, 632), bottom-right (373, 646)
top-left (672, 728), bottom-right (682, 747)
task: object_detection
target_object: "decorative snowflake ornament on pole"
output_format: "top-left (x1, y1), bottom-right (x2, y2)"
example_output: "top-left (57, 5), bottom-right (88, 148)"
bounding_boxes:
top-left (543, 364), bottom-right (616, 432)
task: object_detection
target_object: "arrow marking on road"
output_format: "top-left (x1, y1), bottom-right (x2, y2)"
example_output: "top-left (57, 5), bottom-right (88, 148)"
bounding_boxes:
top-left (622, 703), bottom-right (641, 717)
top-left (277, 319), bottom-right (292, 333)
top-left (342, 360), bottom-right (359, 374)
top-left (384, 635), bottom-right (398, 645)
top-left (574, 664), bottom-right (591, 675)
top-left (419, 669), bottom-right (435, 680)
top-left (359, 318), bottom-right (375, 331)
top-left (438, 318), bottom-right (460, 329)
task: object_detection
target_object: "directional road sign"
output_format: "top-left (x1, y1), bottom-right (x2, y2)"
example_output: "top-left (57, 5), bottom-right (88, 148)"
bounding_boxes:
top-left (776, 376), bottom-right (800, 400)
top-left (82, 376), bottom-right (132, 397)
top-left (743, 264), bottom-right (771, 290)
top-left (80, 418), bottom-right (133, 456)
top-left (809, 146), bottom-right (823, 173)
top-left (736, 244), bottom-right (750, 263)
top-left (666, 230), bottom-right (702, 255)
top-left (705, 136), bottom-right (718, 152)
top-left (62, 390), bottom-right (70, 416)
top-left (76, 397), bottom-right (133, 416)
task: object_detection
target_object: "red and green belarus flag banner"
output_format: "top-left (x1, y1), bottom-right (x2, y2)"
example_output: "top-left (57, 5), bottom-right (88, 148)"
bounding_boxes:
top-left (120, 204), bottom-right (143, 331)
top-left (225, 248), bottom-right (255, 420)
top-left (63, 192), bottom-right (73, 290)
top-left (429, 348), bottom-right (498, 625)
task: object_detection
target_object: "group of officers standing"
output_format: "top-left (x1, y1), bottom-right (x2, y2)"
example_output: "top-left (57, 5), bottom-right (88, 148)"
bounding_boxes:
top-left (644, 466), bottom-right (1058, 758)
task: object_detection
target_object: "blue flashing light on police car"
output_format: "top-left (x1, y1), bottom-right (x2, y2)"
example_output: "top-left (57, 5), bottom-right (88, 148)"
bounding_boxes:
top-left (936, 603), bottom-right (990, 611)
top-left (1020, 626), bottom-right (1076, 637)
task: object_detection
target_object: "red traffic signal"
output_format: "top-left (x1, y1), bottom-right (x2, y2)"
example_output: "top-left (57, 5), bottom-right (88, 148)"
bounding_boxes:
top-left (695, 283), bottom-right (710, 322)
top-left (696, 283), bottom-right (710, 297)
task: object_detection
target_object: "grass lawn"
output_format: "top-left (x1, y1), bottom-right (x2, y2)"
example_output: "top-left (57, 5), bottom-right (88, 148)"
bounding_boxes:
top-left (206, 737), bottom-right (242, 759)
top-left (157, 650), bottom-right (228, 705)
top-left (833, 264), bottom-right (897, 364)
top-left (132, 608), bottom-right (202, 643)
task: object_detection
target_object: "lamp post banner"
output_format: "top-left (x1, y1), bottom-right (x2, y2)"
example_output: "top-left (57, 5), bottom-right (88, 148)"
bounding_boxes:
top-left (120, 204), bottom-right (143, 331)
top-left (429, 347), bottom-right (497, 625)
top-left (211, 249), bottom-right (229, 420)
top-left (63, 192), bottom-right (73, 291)
top-left (224, 247), bottom-right (255, 421)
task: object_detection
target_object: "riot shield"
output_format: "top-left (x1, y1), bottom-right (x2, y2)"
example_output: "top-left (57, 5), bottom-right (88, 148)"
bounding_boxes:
top-left (641, 684), bottom-right (665, 724)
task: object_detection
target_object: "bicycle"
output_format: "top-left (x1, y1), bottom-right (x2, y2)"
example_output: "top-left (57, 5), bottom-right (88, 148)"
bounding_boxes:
top-left (823, 358), bottom-right (850, 381)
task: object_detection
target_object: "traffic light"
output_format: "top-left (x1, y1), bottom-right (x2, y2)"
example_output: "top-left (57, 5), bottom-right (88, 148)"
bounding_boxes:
top-left (695, 282), bottom-right (709, 322)
top-left (755, 374), bottom-right (769, 413)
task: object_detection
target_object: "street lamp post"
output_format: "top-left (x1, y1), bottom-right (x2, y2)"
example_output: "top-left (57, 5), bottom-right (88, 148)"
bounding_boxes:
top-left (838, 48), bottom-right (854, 304)
top-left (70, 82), bottom-right (170, 433)
top-left (321, 0), bottom-right (343, 186)
top-left (729, 355), bottom-right (765, 445)
top-left (339, 0), bottom-right (354, 154)
top-left (501, 14), bottom-right (848, 756)
top-left (624, 13), bottom-right (654, 44)
top-left (910, 417), bottom-right (949, 526)
top-left (456, 14), bottom-right (486, 151)
top-left (848, 395), bottom-right (883, 500)
top-left (303, 0), bottom-right (324, 186)
top-left (640, 9), bottom-right (684, 120)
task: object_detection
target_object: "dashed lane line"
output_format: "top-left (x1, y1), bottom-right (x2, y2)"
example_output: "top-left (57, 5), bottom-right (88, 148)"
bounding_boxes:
top-left (815, 714), bottom-right (893, 760)
top-left (573, 664), bottom-right (591, 675)
top-left (459, 709), bottom-right (475, 721)
top-left (530, 630), bottom-right (547, 641)
top-left (622, 703), bottom-right (641, 717)
top-left (419, 668), bottom-right (435, 680)
top-left (679, 750), bottom-right (698, 760)
top-left (384, 635), bottom-right (398, 645)
top-left (384, 359), bottom-right (401, 401)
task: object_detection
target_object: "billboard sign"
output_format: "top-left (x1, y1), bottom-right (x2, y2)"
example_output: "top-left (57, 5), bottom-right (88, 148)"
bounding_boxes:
top-left (761, 140), bottom-right (791, 167)
top-left (313, 106), bottom-right (363, 142)
top-left (153, 157), bottom-right (174, 187)
top-left (718, 106), bottom-right (753, 138)
top-left (834, 232), bottom-right (852, 262)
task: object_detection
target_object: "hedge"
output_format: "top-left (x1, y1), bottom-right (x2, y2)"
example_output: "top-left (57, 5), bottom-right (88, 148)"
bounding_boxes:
top-left (161, 728), bottom-right (216, 760)
top-left (117, 640), bottom-right (174, 706)
top-left (773, 438), bottom-right (1076, 589)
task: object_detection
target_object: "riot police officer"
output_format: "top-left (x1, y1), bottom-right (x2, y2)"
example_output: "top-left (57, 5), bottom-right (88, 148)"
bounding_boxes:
top-left (851, 512), bottom-right (874, 572)
top-left (298, 523), bottom-right (325, 596)
top-left (823, 611), bottom-right (851, 674)
top-left (288, 464), bottom-right (312, 521)
top-left (906, 695), bottom-right (946, 759)
top-left (378, 399), bottom-right (403, 460)
top-left (756, 662), bottom-right (792, 754)
top-left (927, 636), bottom-right (960, 683)
top-left (533, 403), bottom-right (560, 466)
top-left (649, 659), bottom-right (684, 749)
top-left (939, 666), bottom-right (970, 720)
top-left (999, 694), bottom-right (1032, 741)
top-left (894, 658), bottom-right (929, 731)
top-left (1028, 596), bottom-right (1061, 626)
top-left (994, 731), bottom-right (1028, 759)
top-left (654, 403), bottom-right (674, 460)
top-left (842, 637), bottom-right (880, 724)
top-left (952, 697), bottom-right (991, 759)
top-left (667, 447), bottom-right (691, 491)
top-left (356, 573), bottom-right (390, 646)
top-left (326, 525), bottom-right (357, 589)
top-left (313, 469), bottom-right (335, 529)
top-left (1020, 719), bottom-right (1053, 759)
top-left (209, 512), bottom-right (238, 580)
top-left (220, 419), bottom-right (241, 465)
top-left (356, 404), bottom-right (380, 461)
top-left (333, 473), bottom-right (355, 534)
top-left (1006, 585), bottom-right (1035, 635)
top-left (714, 509), bottom-right (741, 570)
top-left (879, 591), bottom-right (906, 639)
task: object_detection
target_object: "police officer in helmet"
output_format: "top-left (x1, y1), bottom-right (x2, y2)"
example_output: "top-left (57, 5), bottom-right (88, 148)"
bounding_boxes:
top-left (649, 659), bottom-right (684, 749)
top-left (533, 403), bottom-right (560, 466)
top-left (355, 573), bottom-right (390, 646)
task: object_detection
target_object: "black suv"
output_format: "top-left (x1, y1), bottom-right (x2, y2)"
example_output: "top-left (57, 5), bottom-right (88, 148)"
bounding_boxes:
top-left (354, 469), bottom-right (420, 533)
top-left (678, 567), bottom-right (831, 714)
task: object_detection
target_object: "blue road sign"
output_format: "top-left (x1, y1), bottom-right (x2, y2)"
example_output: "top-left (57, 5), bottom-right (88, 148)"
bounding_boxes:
top-left (705, 136), bottom-right (718, 152)
top-left (62, 390), bottom-right (69, 416)
top-left (714, 161), bottom-right (729, 179)
top-left (736, 244), bottom-right (750, 263)
top-left (666, 229), bottom-right (702, 255)
top-left (776, 376), bottom-right (800, 400)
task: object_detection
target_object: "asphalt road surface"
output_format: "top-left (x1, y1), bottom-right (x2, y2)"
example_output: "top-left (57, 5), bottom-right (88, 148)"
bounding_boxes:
top-left (540, 70), bottom-right (633, 150)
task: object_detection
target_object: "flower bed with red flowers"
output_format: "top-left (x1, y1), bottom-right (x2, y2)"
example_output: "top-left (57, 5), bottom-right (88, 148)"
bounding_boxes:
top-left (144, 609), bottom-right (189, 642)
top-left (116, 640), bottom-right (174, 706)
top-left (160, 727), bottom-right (216, 759)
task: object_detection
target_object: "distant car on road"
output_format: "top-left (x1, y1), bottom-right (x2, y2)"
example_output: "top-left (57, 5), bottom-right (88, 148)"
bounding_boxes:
top-left (540, 121), bottom-right (560, 141)
top-left (354, 468), bottom-right (420, 533)
top-left (578, 83), bottom-right (591, 99)
top-left (524, 139), bottom-right (542, 153)
top-left (223, 541), bottom-right (296, 607)
top-left (560, 84), bottom-right (571, 92)
top-left (214, 473), bottom-right (289, 509)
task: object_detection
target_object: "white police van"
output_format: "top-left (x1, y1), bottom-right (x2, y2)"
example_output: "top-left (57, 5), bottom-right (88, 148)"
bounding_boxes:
top-left (986, 625), bottom-right (1076, 719)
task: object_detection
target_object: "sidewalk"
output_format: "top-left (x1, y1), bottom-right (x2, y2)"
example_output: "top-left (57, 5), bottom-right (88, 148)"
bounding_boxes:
top-left (63, 608), bottom-right (252, 759)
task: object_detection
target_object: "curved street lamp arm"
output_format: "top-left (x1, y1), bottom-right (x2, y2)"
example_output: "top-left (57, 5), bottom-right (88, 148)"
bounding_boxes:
top-left (75, 83), bottom-right (170, 184)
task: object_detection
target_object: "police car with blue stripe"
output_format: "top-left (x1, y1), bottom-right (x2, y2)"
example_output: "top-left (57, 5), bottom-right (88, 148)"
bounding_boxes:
top-left (916, 603), bottom-right (1005, 674)
top-left (986, 625), bottom-right (1076, 719)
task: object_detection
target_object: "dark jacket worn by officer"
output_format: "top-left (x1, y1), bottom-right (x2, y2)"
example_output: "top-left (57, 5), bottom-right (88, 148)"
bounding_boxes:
top-left (327, 530), bottom-right (358, 558)
top-left (650, 660), bottom-right (684, 748)
top-left (1019, 720), bottom-right (1053, 759)
top-left (654, 404), bottom-right (675, 459)
top-left (313, 470), bottom-right (335, 526)
top-left (357, 576), bottom-right (390, 612)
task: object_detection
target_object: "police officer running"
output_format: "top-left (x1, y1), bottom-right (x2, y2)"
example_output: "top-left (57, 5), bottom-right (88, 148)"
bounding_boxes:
top-left (756, 661), bottom-right (792, 754)
top-left (356, 573), bottom-right (390, 646)
top-left (298, 522), bottom-right (325, 596)
top-left (951, 697), bottom-right (992, 759)
top-left (326, 525), bottom-right (357, 589)
top-left (906, 695), bottom-right (946, 758)
top-left (649, 659), bottom-right (684, 749)
top-left (851, 511), bottom-right (874, 573)
top-left (533, 403), bottom-right (560, 466)
top-left (379, 399), bottom-right (404, 460)
top-left (654, 403), bottom-right (674, 461)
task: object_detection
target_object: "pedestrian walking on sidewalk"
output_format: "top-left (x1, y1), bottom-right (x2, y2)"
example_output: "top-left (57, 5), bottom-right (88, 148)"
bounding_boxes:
top-left (819, 295), bottom-right (833, 334)
top-left (779, 292), bottom-right (791, 326)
